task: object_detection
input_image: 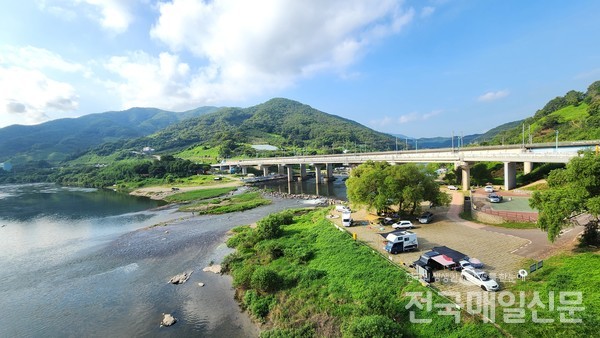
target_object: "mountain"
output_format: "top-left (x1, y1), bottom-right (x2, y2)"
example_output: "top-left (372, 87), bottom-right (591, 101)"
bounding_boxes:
top-left (122, 98), bottom-right (397, 156)
top-left (0, 106), bottom-right (218, 164)
top-left (390, 120), bottom-right (521, 149)
top-left (485, 81), bottom-right (600, 145)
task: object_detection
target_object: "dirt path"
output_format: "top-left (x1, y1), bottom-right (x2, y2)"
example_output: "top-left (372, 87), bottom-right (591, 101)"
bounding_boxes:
top-left (130, 181), bottom-right (243, 200)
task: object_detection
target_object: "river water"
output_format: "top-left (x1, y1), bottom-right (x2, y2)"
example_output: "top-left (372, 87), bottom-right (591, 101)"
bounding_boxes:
top-left (0, 183), bottom-right (309, 337)
top-left (254, 176), bottom-right (348, 200)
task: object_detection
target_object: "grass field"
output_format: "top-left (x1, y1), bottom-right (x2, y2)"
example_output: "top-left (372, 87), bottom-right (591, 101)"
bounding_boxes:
top-left (164, 186), bottom-right (237, 203)
top-left (179, 191), bottom-right (271, 214)
top-left (225, 209), bottom-right (505, 337)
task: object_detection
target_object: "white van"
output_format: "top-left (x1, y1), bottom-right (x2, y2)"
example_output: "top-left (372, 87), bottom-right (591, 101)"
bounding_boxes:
top-left (342, 211), bottom-right (352, 227)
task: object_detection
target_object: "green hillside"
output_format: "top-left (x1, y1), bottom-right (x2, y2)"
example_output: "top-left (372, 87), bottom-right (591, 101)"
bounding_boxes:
top-left (489, 81), bottom-right (600, 144)
top-left (0, 106), bottom-right (218, 164)
top-left (122, 98), bottom-right (398, 158)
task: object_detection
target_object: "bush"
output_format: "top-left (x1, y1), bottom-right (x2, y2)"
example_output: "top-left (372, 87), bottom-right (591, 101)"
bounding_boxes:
top-left (243, 290), bottom-right (275, 320)
top-left (260, 324), bottom-right (315, 338)
top-left (256, 211), bottom-right (294, 240)
top-left (232, 264), bottom-right (255, 289)
top-left (343, 315), bottom-right (403, 338)
top-left (251, 267), bottom-right (282, 293)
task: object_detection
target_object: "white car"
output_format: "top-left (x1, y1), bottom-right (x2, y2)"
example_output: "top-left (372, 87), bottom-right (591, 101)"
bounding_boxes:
top-left (484, 185), bottom-right (494, 193)
top-left (392, 220), bottom-right (414, 229)
top-left (461, 269), bottom-right (499, 291)
top-left (447, 185), bottom-right (458, 190)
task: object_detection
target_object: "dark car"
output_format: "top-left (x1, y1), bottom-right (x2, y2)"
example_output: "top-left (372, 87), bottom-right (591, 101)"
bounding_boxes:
top-left (418, 211), bottom-right (434, 224)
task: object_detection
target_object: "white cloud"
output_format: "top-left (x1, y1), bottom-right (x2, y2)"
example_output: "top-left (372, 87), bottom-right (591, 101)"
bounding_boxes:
top-left (0, 45), bottom-right (86, 73)
top-left (421, 6), bottom-right (435, 18)
top-left (0, 67), bottom-right (78, 125)
top-left (145, 0), bottom-right (414, 105)
top-left (369, 109), bottom-right (442, 128)
top-left (82, 0), bottom-right (134, 33)
top-left (0, 46), bottom-right (82, 126)
top-left (478, 90), bottom-right (510, 102)
top-left (38, 0), bottom-right (136, 33)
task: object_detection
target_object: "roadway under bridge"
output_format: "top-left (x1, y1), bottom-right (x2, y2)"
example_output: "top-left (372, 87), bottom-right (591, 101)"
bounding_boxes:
top-left (213, 141), bottom-right (600, 191)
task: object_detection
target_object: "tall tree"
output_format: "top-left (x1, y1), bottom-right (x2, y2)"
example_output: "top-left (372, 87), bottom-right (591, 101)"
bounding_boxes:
top-left (530, 151), bottom-right (600, 244)
top-left (347, 161), bottom-right (450, 214)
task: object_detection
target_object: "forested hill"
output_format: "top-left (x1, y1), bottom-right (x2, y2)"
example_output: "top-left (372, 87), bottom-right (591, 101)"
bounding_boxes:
top-left (0, 106), bottom-right (217, 164)
top-left (124, 98), bottom-right (397, 156)
top-left (486, 80), bottom-right (600, 145)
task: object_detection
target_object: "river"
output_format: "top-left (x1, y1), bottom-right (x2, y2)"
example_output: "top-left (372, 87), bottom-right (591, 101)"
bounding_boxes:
top-left (254, 176), bottom-right (348, 200)
top-left (0, 183), bottom-right (311, 337)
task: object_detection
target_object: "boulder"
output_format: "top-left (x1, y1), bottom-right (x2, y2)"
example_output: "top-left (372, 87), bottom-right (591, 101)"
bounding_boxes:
top-left (202, 265), bottom-right (222, 274)
top-left (169, 271), bottom-right (193, 284)
top-left (161, 313), bottom-right (177, 327)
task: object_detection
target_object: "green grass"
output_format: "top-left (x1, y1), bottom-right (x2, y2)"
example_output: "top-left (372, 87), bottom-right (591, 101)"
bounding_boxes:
top-left (180, 191), bottom-right (271, 214)
top-left (224, 209), bottom-right (504, 337)
top-left (521, 182), bottom-right (548, 191)
top-left (177, 145), bottom-right (220, 162)
top-left (460, 211), bottom-right (538, 229)
top-left (497, 251), bottom-right (599, 337)
top-left (490, 196), bottom-right (536, 212)
top-left (164, 186), bottom-right (237, 203)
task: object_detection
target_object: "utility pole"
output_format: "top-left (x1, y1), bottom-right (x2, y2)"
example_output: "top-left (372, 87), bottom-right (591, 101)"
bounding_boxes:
top-left (522, 123), bottom-right (525, 148)
top-left (395, 137), bottom-right (398, 151)
top-left (529, 124), bottom-right (532, 144)
top-left (555, 130), bottom-right (559, 151)
top-left (451, 131), bottom-right (454, 151)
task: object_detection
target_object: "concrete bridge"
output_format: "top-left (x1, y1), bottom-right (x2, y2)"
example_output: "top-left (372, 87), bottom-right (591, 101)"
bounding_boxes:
top-left (214, 140), bottom-right (600, 191)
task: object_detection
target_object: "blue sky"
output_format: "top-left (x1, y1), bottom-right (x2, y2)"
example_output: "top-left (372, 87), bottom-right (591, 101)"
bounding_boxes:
top-left (1, 1), bottom-right (599, 137)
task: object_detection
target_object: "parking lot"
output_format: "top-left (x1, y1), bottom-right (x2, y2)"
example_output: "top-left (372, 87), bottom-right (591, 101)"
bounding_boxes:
top-left (329, 195), bottom-right (531, 299)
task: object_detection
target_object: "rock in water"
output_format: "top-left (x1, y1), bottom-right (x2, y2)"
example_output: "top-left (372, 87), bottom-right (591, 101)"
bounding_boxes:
top-left (202, 265), bottom-right (222, 274)
top-left (168, 270), bottom-right (193, 284)
top-left (161, 313), bottom-right (177, 327)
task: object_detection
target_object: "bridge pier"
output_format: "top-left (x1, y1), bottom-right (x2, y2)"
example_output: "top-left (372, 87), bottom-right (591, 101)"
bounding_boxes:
top-left (460, 162), bottom-right (470, 191)
top-left (523, 162), bottom-right (532, 175)
top-left (261, 165), bottom-right (269, 177)
top-left (324, 163), bottom-right (334, 182)
top-left (241, 166), bottom-right (247, 175)
top-left (504, 162), bottom-right (516, 190)
top-left (299, 164), bottom-right (307, 181)
top-left (278, 164), bottom-right (285, 175)
top-left (315, 164), bottom-right (323, 183)
top-left (286, 165), bottom-right (294, 182)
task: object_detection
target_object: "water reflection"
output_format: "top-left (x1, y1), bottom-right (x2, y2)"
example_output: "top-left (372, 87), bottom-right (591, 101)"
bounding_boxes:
top-left (253, 176), bottom-right (348, 200)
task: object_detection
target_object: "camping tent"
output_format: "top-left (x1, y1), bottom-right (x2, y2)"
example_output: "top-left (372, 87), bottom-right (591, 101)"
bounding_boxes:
top-left (431, 246), bottom-right (468, 263)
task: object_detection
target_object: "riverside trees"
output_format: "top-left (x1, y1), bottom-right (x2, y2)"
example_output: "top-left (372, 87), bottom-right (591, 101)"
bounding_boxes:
top-left (346, 161), bottom-right (450, 215)
top-left (530, 151), bottom-right (600, 245)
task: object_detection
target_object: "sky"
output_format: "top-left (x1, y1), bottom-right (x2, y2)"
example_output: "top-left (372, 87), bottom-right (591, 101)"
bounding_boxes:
top-left (1, 1), bottom-right (600, 138)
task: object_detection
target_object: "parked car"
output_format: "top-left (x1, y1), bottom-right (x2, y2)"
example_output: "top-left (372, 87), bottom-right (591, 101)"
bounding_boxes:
top-left (487, 193), bottom-right (503, 203)
top-left (378, 217), bottom-right (396, 226)
top-left (457, 260), bottom-right (473, 271)
top-left (467, 257), bottom-right (484, 268)
top-left (461, 269), bottom-right (499, 291)
top-left (392, 220), bottom-right (414, 229)
top-left (417, 212), bottom-right (434, 224)
top-left (484, 185), bottom-right (494, 193)
top-left (447, 185), bottom-right (458, 190)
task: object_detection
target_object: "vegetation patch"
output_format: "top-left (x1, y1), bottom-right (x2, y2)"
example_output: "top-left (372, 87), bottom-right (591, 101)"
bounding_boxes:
top-left (164, 186), bottom-right (237, 203)
top-left (180, 191), bottom-right (271, 214)
top-left (498, 252), bottom-right (599, 337)
top-left (224, 209), bottom-right (503, 337)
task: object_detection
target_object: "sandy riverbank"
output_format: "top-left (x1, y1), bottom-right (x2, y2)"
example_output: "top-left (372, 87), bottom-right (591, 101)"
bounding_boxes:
top-left (129, 181), bottom-right (243, 200)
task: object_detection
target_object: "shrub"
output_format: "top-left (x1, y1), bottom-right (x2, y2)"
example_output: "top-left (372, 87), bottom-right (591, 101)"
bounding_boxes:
top-left (256, 211), bottom-right (294, 239)
top-left (232, 264), bottom-right (255, 289)
top-left (243, 290), bottom-right (275, 320)
top-left (343, 315), bottom-right (403, 338)
top-left (251, 267), bottom-right (282, 293)
top-left (260, 324), bottom-right (315, 338)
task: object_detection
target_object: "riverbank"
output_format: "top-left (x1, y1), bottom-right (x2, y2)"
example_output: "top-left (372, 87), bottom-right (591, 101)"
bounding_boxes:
top-left (129, 180), bottom-right (243, 200)
top-left (0, 183), bottom-right (312, 337)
